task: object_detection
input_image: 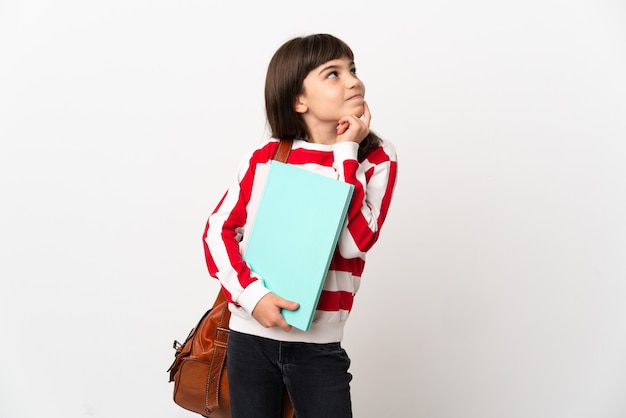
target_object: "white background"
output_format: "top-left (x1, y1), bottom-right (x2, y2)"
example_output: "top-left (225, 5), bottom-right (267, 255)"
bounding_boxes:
top-left (1, 1), bottom-right (626, 417)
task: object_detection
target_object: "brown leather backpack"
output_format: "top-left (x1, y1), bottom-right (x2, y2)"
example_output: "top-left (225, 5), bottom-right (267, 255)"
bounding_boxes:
top-left (167, 289), bottom-right (295, 417)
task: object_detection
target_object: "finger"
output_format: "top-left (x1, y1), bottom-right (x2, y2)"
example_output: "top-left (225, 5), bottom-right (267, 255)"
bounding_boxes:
top-left (361, 101), bottom-right (371, 127)
top-left (277, 298), bottom-right (299, 312)
top-left (270, 307), bottom-right (293, 332)
top-left (336, 121), bottom-right (348, 135)
top-left (265, 311), bottom-right (292, 332)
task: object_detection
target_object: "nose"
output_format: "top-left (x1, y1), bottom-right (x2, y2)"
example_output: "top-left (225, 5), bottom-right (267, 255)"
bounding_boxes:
top-left (346, 74), bottom-right (362, 89)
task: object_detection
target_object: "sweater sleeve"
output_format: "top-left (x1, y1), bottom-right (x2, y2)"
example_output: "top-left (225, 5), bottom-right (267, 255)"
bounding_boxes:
top-left (332, 139), bottom-right (398, 259)
top-left (202, 143), bottom-right (274, 314)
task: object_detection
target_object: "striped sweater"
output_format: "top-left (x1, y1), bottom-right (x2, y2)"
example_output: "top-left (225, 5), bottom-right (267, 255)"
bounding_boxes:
top-left (203, 138), bottom-right (397, 343)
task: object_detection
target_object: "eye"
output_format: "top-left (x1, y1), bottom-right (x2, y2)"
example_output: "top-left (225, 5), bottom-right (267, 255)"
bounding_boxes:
top-left (327, 71), bottom-right (338, 79)
top-left (351, 67), bottom-right (357, 75)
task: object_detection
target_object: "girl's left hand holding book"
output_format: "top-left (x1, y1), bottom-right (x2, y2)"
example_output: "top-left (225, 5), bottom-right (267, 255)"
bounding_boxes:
top-left (252, 293), bottom-right (300, 332)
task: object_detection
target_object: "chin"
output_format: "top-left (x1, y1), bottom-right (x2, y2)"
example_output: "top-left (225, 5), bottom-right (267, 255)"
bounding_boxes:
top-left (352, 104), bottom-right (365, 118)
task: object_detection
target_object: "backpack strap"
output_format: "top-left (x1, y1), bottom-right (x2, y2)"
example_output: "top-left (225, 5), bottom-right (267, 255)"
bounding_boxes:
top-left (273, 139), bottom-right (293, 163)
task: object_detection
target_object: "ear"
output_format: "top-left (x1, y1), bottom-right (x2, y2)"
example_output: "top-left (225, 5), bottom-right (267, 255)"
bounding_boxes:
top-left (294, 95), bottom-right (308, 114)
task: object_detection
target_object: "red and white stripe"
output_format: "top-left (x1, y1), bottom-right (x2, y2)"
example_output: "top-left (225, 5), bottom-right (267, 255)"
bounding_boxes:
top-left (203, 138), bottom-right (397, 343)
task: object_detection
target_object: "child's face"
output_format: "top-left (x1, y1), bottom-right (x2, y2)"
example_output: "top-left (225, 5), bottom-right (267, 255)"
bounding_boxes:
top-left (296, 57), bottom-right (366, 125)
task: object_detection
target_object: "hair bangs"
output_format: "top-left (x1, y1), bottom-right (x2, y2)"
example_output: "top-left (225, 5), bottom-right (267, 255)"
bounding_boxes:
top-left (300, 34), bottom-right (355, 75)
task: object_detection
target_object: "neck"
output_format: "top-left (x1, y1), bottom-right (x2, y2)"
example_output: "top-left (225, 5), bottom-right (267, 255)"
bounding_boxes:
top-left (304, 121), bottom-right (337, 145)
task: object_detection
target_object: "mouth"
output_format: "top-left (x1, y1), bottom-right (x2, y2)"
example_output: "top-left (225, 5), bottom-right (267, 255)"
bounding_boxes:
top-left (348, 93), bottom-right (364, 101)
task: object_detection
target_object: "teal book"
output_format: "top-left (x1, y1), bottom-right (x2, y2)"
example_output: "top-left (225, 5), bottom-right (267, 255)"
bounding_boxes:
top-left (242, 161), bottom-right (354, 331)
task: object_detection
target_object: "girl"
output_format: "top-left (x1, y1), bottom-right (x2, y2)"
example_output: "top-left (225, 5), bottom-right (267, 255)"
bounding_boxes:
top-left (203, 33), bottom-right (398, 418)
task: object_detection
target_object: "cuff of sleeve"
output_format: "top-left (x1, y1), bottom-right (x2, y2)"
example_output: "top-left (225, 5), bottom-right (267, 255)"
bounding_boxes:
top-left (236, 279), bottom-right (271, 314)
top-left (333, 141), bottom-right (359, 163)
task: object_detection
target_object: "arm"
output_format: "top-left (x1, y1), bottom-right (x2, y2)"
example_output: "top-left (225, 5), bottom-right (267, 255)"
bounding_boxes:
top-left (202, 142), bottom-right (298, 331)
top-left (202, 152), bottom-right (267, 309)
top-left (333, 102), bottom-right (398, 258)
top-left (333, 140), bottom-right (398, 258)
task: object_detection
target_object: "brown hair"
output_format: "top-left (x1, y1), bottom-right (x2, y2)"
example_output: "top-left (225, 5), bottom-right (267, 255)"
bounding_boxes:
top-left (264, 33), bottom-right (382, 161)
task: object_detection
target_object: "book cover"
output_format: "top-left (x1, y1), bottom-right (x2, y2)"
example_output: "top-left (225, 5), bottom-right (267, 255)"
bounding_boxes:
top-left (242, 161), bottom-right (354, 331)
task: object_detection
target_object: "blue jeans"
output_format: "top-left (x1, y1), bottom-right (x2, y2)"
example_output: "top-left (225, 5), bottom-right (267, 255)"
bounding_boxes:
top-left (227, 330), bottom-right (353, 418)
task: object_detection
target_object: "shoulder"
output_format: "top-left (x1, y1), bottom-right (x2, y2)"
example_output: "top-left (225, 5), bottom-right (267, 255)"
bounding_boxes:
top-left (380, 139), bottom-right (397, 161)
top-left (365, 139), bottom-right (397, 165)
top-left (245, 138), bottom-right (281, 164)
